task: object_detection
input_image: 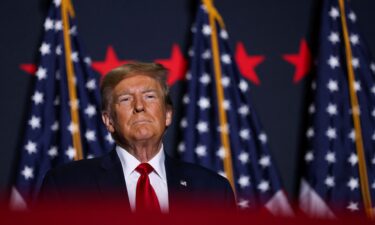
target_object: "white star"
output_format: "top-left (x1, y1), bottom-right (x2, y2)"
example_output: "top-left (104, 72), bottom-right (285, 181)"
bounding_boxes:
top-left (54, 0), bottom-right (61, 7)
top-left (238, 152), bottom-right (249, 164)
top-left (311, 81), bottom-right (316, 90)
top-left (188, 48), bottom-right (194, 57)
top-left (328, 32), bottom-right (340, 44)
top-left (326, 127), bottom-right (337, 139)
top-left (54, 20), bottom-right (62, 31)
top-left (350, 34), bottom-right (359, 45)
top-left (36, 67), bottom-right (47, 80)
top-left (28, 116), bottom-right (41, 129)
top-left (221, 76), bottom-right (231, 87)
top-left (373, 131), bottom-right (375, 141)
top-left (178, 142), bottom-right (185, 153)
top-left (305, 151), bottom-right (314, 162)
top-left (56, 45), bottom-right (62, 55)
top-left (85, 130), bottom-right (96, 142)
top-left (238, 175), bottom-right (250, 188)
top-left (190, 25), bottom-right (197, 33)
top-left (69, 26), bottom-right (77, 35)
top-left (31, 91), bottom-right (44, 105)
top-left (306, 127), bottom-right (314, 138)
top-left (220, 30), bottom-right (228, 39)
top-left (326, 103), bottom-right (338, 116)
top-left (39, 42), bottom-right (51, 55)
top-left (308, 104), bottom-right (315, 114)
top-left (348, 153), bottom-right (358, 166)
top-left (48, 146), bottom-right (58, 158)
top-left (347, 202), bottom-right (359, 211)
top-left (84, 57), bottom-right (91, 65)
top-left (347, 177), bottom-right (359, 191)
top-left (348, 11), bottom-right (357, 22)
top-left (180, 118), bottom-right (188, 128)
top-left (71, 52), bottom-right (79, 62)
top-left (44, 18), bottom-right (54, 31)
top-left (257, 180), bottom-right (270, 192)
top-left (67, 122), bottom-right (79, 134)
top-left (202, 24), bottom-right (211, 35)
top-left (325, 151), bottom-right (336, 164)
top-left (373, 156), bottom-right (375, 165)
top-left (327, 55), bottom-right (340, 69)
top-left (21, 166), bottom-right (34, 180)
top-left (51, 121), bottom-right (59, 131)
top-left (354, 80), bottom-right (361, 91)
top-left (258, 133), bottom-right (267, 144)
top-left (222, 99), bottom-right (231, 110)
top-left (106, 133), bottom-right (114, 144)
top-left (183, 95), bottom-right (190, 104)
top-left (237, 199), bottom-right (249, 209)
top-left (239, 129), bottom-right (250, 140)
top-left (259, 155), bottom-right (270, 168)
top-left (25, 141), bottom-right (37, 155)
top-left (86, 79), bottom-right (96, 90)
top-left (221, 54), bottom-right (231, 64)
top-left (65, 146), bottom-right (76, 160)
top-left (196, 121), bottom-right (208, 133)
top-left (348, 129), bottom-right (355, 142)
top-left (238, 105), bottom-right (250, 116)
top-left (327, 79), bottom-right (339, 92)
top-left (329, 7), bottom-right (340, 20)
top-left (195, 145), bottom-right (207, 157)
top-left (84, 104), bottom-right (97, 118)
top-left (325, 176), bottom-right (335, 188)
top-left (197, 97), bottom-right (211, 110)
top-left (87, 154), bottom-right (95, 159)
top-left (352, 58), bottom-right (360, 69)
top-left (201, 49), bottom-right (211, 59)
top-left (199, 73), bottom-right (211, 85)
top-left (371, 63), bottom-right (375, 73)
top-left (186, 71), bottom-right (192, 80)
top-left (216, 146), bottom-right (225, 159)
top-left (239, 80), bottom-right (249, 92)
top-left (372, 181), bottom-right (375, 189)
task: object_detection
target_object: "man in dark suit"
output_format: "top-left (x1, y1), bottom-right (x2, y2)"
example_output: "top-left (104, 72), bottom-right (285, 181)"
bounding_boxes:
top-left (40, 62), bottom-right (235, 212)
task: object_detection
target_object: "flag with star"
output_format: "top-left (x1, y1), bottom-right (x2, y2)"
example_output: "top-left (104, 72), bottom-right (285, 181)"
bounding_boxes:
top-left (10, 0), bottom-right (113, 209)
top-left (299, 0), bottom-right (375, 217)
top-left (176, 1), bottom-right (292, 215)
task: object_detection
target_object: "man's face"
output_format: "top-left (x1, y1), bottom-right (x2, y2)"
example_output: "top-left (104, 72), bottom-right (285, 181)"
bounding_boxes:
top-left (102, 74), bottom-right (172, 146)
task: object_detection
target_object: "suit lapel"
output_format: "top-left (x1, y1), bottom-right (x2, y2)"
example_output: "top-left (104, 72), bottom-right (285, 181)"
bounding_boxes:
top-left (165, 155), bottom-right (190, 210)
top-left (97, 150), bottom-right (130, 208)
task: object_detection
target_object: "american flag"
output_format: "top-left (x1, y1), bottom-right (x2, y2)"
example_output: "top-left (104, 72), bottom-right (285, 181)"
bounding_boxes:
top-left (10, 0), bottom-right (113, 209)
top-left (300, 0), bottom-right (375, 217)
top-left (176, 3), bottom-right (292, 215)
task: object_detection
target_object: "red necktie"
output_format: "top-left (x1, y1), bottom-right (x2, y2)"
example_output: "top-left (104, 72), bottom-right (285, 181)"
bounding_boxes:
top-left (135, 163), bottom-right (161, 212)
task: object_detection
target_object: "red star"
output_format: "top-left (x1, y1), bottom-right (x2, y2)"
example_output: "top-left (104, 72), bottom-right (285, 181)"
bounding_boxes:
top-left (155, 44), bottom-right (187, 87)
top-left (235, 42), bottom-right (265, 85)
top-left (282, 38), bottom-right (311, 83)
top-left (20, 63), bottom-right (37, 75)
top-left (91, 46), bottom-right (129, 79)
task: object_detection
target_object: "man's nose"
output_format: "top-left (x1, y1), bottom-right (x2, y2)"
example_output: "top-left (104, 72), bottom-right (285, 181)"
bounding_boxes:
top-left (134, 95), bottom-right (145, 112)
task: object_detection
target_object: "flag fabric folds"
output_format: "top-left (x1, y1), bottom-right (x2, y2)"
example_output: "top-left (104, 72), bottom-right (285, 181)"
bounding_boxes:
top-left (300, 0), bottom-right (375, 217)
top-left (10, 0), bottom-right (113, 209)
top-left (177, 1), bottom-right (292, 215)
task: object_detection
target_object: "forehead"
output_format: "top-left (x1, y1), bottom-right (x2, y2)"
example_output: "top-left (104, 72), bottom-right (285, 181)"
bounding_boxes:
top-left (114, 74), bottom-right (162, 93)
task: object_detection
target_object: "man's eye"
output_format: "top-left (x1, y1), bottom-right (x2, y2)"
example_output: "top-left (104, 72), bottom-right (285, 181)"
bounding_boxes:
top-left (146, 94), bottom-right (156, 99)
top-left (119, 97), bottom-right (131, 102)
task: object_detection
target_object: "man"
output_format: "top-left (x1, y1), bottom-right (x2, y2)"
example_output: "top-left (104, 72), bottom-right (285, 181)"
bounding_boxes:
top-left (40, 62), bottom-right (235, 212)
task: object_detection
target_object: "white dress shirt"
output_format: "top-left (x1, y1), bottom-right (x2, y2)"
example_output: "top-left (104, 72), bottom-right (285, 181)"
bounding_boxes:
top-left (116, 145), bottom-right (169, 213)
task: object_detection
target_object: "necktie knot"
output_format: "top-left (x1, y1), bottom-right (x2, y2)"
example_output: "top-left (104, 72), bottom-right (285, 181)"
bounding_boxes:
top-left (135, 163), bottom-right (154, 176)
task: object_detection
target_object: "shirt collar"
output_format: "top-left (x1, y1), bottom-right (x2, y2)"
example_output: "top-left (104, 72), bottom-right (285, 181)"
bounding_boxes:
top-left (116, 145), bottom-right (167, 183)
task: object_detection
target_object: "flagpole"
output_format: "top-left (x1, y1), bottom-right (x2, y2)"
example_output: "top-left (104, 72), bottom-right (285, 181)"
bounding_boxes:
top-left (61, 0), bottom-right (83, 161)
top-left (202, 0), bottom-right (235, 194)
top-left (338, 0), bottom-right (373, 218)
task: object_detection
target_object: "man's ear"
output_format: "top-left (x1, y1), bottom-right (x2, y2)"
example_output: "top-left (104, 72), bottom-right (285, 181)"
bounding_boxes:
top-left (165, 106), bottom-right (173, 127)
top-left (102, 111), bottom-right (115, 133)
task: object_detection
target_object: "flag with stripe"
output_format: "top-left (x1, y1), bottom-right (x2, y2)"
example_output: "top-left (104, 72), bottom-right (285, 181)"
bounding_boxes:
top-left (10, 0), bottom-right (113, 209)
top-left (299, 0), bottom-right (375, 217)
top-left (176, 0), bottom-right (292, 215)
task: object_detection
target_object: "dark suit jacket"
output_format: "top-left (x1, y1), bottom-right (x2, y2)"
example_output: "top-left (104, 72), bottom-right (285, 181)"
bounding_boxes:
top-left (39, 150), bottom-right (235, 211)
